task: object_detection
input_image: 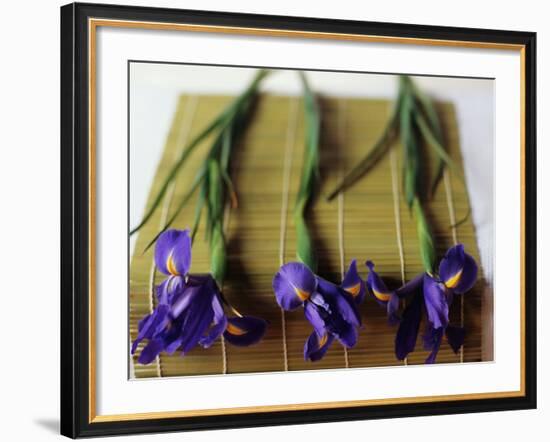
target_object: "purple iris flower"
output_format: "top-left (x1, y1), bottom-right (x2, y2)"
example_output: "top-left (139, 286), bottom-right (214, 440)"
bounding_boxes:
top-left (366, 244), bottom-right (478, 364)
top-left (272, 260), bottom-right (364, 361)
top-left (132, 229), bottom-right (267, 365)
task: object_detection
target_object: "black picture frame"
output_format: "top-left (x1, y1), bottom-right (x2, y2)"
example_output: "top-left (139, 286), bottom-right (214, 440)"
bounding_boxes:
top-left (60, 2), bottom-right (537, 438)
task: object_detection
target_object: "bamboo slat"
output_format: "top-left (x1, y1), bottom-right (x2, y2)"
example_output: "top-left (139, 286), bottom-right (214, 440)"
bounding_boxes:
top-left (129, 94), bottom-right (490, 378)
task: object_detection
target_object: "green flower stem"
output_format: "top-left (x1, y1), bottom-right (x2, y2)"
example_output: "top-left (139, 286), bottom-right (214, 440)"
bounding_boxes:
top-left (210, 221), bottom-right (227, 285)
top-left (294, 72), bottom-right (320, 272)
top-left (412, 196), bottom-right (436, 274)
top-left (294, 207), bottom-right (316, 271)
top-left (207, 159), bottom-right (227, 285)
top-left (400, 76), bottom-right (436, 273)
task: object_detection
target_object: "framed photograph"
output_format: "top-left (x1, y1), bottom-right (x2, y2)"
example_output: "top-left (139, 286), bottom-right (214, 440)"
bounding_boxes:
top-left (60, 2), bottom-right (536, 438)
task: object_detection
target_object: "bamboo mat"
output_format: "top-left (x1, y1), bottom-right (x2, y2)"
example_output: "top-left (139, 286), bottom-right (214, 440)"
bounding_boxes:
top-left (129, 94), bottom-right (491, 378)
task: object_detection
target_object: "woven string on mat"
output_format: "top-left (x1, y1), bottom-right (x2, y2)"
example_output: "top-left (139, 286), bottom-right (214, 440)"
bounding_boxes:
top-left (146, 95), bottom-right (199, 377)
top-left (278, 97), bottom-right (299, 371)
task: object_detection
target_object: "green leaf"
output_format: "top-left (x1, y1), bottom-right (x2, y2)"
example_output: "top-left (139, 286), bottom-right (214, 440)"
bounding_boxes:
top-left (400, 88), bottom-right (419, 209)
top-left (411, 81), bottom-right (443, 142)
top-left (220, 167), bottom-right (238, 208)
top-left (415, 111), bottom-right (471, 226)
top-left (415, 111), bottom-right (456, 170)
top-left (326, 121), bottom-right (397, 201)
top-left (292, 72), bottom-right (321, 272)
top-left (141, 167), bottom-right (206, 253)
top-left (296, 72), bottom-right (320, 204)
top-left (412, 197), bottom-right (436, 274)
top-left (130, 70), bottom-right (269, 236)
top-left (210, 222), bottom-right (226, 286)
top-left (138, 69), bottom-right (270, 289)
top-left (220, 125), bottom-right (232, 172)
top-left (191, 185), bottom-right (207, 242)
top-left (326, 82), bottom-right (404, 201)
top-left (419, 106), bottom-right (444, 199)
top-left (294, 214), bottom-right (316, 271)
top-left (206, 159), bottom-right (223, 238)
top-left (129, 113), bottom-right (228, 236)
top-left (406, 79), bottom-right (445, 197)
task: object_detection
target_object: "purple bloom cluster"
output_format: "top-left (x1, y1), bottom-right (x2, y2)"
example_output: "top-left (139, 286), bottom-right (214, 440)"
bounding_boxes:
top-left (366, 244), bottom-right (478, 364)
top-left (272, 260), bottom-right (365, 361)
top-left (133, 229), bottom-right (477, 366)
top-left (132, 229), bottom-right (267, 364)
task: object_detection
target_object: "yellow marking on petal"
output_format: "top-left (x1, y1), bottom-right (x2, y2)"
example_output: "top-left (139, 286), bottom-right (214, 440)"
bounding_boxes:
top-left (444, 269), bottom-right (463, 289)
top-left (373, 289), bottom-right (391, 302)
top-left (293, 286), bottom-right (310, 301)
top-left (226, 322), bottom-right (247, 336)
top-left (166, 252), bottom-right (180, 276)
top-left (344, 283), bottom-right (361, 297)
top-left (318, 334), bottom-right (328, 347)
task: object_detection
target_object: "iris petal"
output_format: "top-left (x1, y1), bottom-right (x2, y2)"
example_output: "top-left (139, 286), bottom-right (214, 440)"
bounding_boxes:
top-left (170, 284), bottom-right (201, 318)
top-left (131, 304), bottom-right (170, 356)
top-left (395, 291), bottom-right (423, 360)
top-left (335, 291), bottom-right (361, 327)
top-left (163, 276), bottom-right (218, 355)
top-left (156, 279), bottom-right (170, 304)
top-left (156, 276), bottom-right (186, 305)
top-left (272, 262), bottom-right (317, 310)
top-left (341, 259), bottom-right (366, 304)
top-left (439, 244), bottom-right (465, 287)
top-left (317, 278), bottom-right (361, 327)
top-left (450, 253), bottom-right (478, 294)
top-left (304, 332), bottom-right (334, 362)
top-left (366, 261), bottom-right (394, 305)
top-left (439, 244), bottom-right (478, 294)
top-left (304, 301), bottom-right (326, 337)
top-left (154, 229), bottom-right (192, 276)
top-left (335, 321), bottom-right (358, 348)
top-left (223, 316), bottom-right (267, 346)
top-left (396, 273), bottom-right (424, 298)
top-left (446, 325), bottom-right (465, 354)
top-left (309, 291), bottom-right (331, 312)
top-left (423, 326), bottom-right (444, 364)
top-left (164, 335), bottom-right (184, 355)
top-left (178, 287), bottom-right (216, 354)
top-left (387, 292), bottom-right (401, 325)
top-left (303, 279), bottom-right (361, 355)
top-left (423, 274), bottom-right (449, 330)
top-left (199, 295), bottom-right (228, 348)
top-left (134, 274), bottom-right (249, 363)
top-left (138, 338), bottom-right (165, 365)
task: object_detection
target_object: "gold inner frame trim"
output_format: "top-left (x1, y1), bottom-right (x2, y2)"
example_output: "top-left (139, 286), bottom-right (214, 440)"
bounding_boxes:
top-left (87, 17), bottom-right (527, 424)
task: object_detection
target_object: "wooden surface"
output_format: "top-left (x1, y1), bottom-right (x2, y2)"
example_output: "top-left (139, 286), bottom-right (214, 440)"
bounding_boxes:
top-left (129, 94), bottom-right (491, 378)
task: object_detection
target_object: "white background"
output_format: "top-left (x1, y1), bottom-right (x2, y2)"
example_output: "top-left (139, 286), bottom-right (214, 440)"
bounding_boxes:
top-left (0, 0), bottom-right (546, 440)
